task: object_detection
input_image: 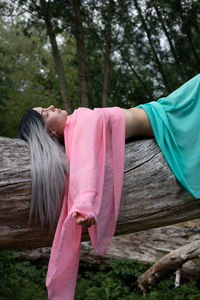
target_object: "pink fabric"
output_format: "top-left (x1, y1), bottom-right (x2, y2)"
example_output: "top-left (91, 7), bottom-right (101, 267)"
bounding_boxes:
top-left (46, 107), bottom-right (125, 300)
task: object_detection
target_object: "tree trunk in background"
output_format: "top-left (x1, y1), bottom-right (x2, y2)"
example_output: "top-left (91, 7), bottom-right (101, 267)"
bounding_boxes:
top-left (133, 0), bottom-right (172, 93)
top-left (1, 137), bottom-right (200, 250)
top-left (119, 48), bottom-right (154, 101)
top-left (177, 0), bottom-right (200, 68)
top-left (19, 220), bottom-right (200, 279)
top-left (101, 0), bottom-right (114, 107)
top-left (153, 2), bottom-right (180, 69)
top-left (71, 0), bottom-right (89, 107)
top-left (40, 0), bottom-right (72, 113)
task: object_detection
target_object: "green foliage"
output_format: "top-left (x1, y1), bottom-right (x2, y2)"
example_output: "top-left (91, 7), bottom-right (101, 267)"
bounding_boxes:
top-left (1, 251), bottom-right (200, 300)
top-left (1, 0), bottom-right (200, 138)
top-left (75, 258), bottom-right (200, 300)
top-left (0, 17), bottom-right (57, 137)
top-left (76, 258), bottom-right (148, 300)
top-left (0, 251), bottom-right (48, 300)
top-left (0, 17), bottom-right (78, 138)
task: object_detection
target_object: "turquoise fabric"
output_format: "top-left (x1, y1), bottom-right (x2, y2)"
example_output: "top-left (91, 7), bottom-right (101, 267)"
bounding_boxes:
top-left (137, 74), bottom-right (200, 198)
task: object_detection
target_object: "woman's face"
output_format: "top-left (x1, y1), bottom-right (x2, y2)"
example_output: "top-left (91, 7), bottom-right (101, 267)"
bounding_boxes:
top-left (33, 105), bottom-right (68, 138)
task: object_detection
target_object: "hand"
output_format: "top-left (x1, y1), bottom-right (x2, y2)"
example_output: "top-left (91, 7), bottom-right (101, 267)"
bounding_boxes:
top-left (72, 212), bottom-right (96, 228)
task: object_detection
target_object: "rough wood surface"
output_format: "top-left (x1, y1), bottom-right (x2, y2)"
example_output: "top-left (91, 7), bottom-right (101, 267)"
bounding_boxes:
top-left (80, 220), bottom-right (200, 277)
top-left (0, 136), bottom-right (200, 250)
top-left (137, 238), bottom-right (200, 295)
top-left (19, 220), bottom-right (200, 278)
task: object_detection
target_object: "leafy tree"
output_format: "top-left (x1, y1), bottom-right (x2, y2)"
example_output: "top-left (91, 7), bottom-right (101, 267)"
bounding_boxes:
top-left (0, 17), bottom-right (77, 137)
top-left (1, 0), bottom-right (200, 137)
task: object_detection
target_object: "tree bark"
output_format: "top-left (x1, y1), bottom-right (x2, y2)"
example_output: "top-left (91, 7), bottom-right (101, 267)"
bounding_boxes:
top-left (138, 239), bottom-right (200, 296)
top-left (153, 2), bottom-right (180, 69)
top-left (0, 136), bottom-right (200, 250)
top-left (133, 0), bottom-right (172, 93)
top-left (40, 0), bottom-right (72, 113)
top-left (118, 48), bottom-right (154, 101)
top-left (19, 221), bottom-right (200, 280)
top-left (101, 0), bottom-right (114, 107)
top-left (177, 0), bottom-right (200, 67)
top-left (71, 0), bottom-right (89, 107)
top-left (80, 220), bottom-right (200, 277)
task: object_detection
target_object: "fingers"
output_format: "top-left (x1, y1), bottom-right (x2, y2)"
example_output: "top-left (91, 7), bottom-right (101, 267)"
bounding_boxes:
top-left (81, 216), bottom-right (96, 228)
top-left (85, 215), bottom-right (96, 227)
top-left (73, 214), bottom-right (85, 225)
top-left (72, 212), bottom-right (96, 228)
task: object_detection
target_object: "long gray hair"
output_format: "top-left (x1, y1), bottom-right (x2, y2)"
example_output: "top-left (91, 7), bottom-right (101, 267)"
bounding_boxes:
top-left (18, 109), bottom-right (68, 232)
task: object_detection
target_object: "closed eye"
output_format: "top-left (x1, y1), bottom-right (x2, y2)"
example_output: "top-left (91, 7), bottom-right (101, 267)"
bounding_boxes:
top-left (41, 110), bottom-right (49, 118)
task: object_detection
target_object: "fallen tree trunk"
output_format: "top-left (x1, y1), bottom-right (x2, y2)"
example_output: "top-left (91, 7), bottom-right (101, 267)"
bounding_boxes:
top-left (0, 136), bottom-right (200, 250)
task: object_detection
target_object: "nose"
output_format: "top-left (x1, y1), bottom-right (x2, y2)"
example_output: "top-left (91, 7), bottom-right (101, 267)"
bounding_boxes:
top-left (47, 105), bottom-right (55, 111)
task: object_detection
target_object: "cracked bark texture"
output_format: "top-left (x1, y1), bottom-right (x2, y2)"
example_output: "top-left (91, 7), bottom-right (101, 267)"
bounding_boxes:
top-left (0, 136), bottom-right (200, 250)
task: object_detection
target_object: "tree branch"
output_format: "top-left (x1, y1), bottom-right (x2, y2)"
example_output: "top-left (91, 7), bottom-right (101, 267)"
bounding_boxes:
top-left (138, 239), bottom-right (200, 296)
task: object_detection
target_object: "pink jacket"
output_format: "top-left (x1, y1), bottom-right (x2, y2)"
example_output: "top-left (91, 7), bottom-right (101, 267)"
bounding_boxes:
top-left (46, 107), bottom-right (125, 299)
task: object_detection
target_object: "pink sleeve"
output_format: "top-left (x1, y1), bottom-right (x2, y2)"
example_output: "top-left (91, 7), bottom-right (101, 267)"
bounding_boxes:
top-left (67, 108), bottom-right (106, 217)
top-left (46, 107), bottom-right (125, 300)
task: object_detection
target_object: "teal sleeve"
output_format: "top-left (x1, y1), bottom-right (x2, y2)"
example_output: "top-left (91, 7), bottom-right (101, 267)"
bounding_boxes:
top-left (137, 74), bottom-right (200, 198)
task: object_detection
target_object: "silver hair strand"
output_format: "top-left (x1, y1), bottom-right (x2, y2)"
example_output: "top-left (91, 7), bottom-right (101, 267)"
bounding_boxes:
top-left (18, 109), bottom-right (69, 232)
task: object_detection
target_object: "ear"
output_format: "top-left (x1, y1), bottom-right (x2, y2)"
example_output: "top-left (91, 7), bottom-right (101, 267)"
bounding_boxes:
top-left (50, 131), bottom-right (57, 137)
top-left (48, 129), bottom-right (56, 137)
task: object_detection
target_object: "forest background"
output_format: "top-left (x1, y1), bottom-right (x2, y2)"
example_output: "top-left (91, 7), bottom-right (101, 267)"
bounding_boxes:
top-left (0, 0), bottom-right (200, 299)
top-left (0, 0), bottom-right (200, 138)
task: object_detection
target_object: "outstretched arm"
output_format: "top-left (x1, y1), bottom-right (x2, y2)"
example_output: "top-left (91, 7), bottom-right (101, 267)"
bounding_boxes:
top-left (122, 107), bottom-right (154, 139)
top-left (73, 107), bottom-right (154, 228)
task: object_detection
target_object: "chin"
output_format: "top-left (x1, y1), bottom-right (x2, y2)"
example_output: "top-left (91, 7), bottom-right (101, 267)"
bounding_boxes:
top-left (62, 110), bottom-right (68, 117)
top-left (61, 111), bottom-right (68, 124)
